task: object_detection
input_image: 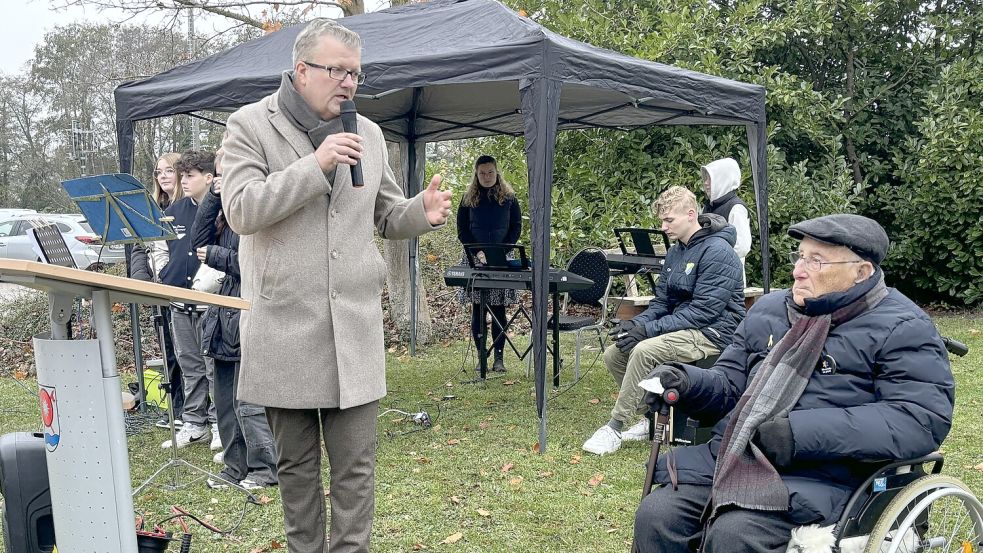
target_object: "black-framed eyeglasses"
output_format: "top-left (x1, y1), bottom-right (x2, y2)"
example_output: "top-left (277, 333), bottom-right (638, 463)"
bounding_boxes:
top-left (788, 251), bottom-right (863, 272)
top-left (153, 168), bottom-right (176, 177)
top-left (303, 61), bottom-right (366, 85)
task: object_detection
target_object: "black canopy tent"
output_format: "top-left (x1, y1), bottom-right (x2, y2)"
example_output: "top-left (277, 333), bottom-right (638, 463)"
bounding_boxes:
top-left (115, 0), bottom-right (770, 452)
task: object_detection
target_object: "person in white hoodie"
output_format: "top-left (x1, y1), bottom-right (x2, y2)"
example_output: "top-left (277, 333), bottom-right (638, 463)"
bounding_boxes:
top-left (701, 157), bottom-right (752, 285)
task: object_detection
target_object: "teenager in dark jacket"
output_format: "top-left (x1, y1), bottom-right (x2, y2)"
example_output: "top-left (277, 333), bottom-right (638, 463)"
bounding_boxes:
top-left (583, 186), bottom-right (745, 455)
top-left (456, 155), bottom-right (522, 373)
top-left (130, 152), bottom-right (185, 428)
top-left (158, 150), bottom-right (218, 451)
top-left (634, 214), bottom-right (954, 553)
top-left (192, 149), bottom-right (278, 490)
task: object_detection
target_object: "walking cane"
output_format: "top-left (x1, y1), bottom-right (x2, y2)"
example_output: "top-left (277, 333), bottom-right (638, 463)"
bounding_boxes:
top-left (632, 387), bottom-right (679, 553)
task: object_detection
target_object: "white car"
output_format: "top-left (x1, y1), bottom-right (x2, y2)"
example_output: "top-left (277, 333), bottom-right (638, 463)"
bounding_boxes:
top-left (0, 208), bottom-right (38, 218)
top-left (0, 213), bottom-right (126, 269)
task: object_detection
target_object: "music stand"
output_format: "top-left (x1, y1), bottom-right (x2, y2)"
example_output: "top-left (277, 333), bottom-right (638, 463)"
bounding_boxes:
top-left (28, 223), bottom-right (78, 268)
top-left (614, 227), bottom-right (669, 290)
top-left (61, 174), bottom-right (257, 501)
top-left (463, 243), bottom-right (529, 270)
top-left (62, 173), bottom-right (175, 245)
top-left (613, 227), bottom-right (670, 257)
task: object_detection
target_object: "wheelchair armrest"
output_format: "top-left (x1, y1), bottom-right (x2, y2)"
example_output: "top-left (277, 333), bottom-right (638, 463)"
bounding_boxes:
top-left (845, 453), bottom-right (943, 484)
top-left (832, 453), bottom-right (944, 541)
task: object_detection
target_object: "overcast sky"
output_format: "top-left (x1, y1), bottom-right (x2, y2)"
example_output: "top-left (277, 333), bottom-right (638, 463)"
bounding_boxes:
top-left (0, 0), bottom-right (388, 75)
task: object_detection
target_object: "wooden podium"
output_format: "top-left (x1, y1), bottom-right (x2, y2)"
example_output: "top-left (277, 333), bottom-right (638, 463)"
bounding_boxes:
top-left (0, 259), bottom-right (247, 553)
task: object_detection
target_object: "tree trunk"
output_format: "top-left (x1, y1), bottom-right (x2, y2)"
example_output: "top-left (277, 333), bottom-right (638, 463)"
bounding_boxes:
top-left (343, 0), bottom-right (366, 16)
top-left (843, 44), bottom-right (864, 186)
top-left (382, 141), bottom-right (433, 344)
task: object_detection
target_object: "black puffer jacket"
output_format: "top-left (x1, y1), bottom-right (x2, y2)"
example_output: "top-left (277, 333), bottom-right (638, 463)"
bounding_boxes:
top-left (632, 214), bottom-right (746, 350)
top-left (654, 277), bottom-right (955, 525)
top-left (191, 188), bottom-right (241, 361)
top-left (456, 188), bottom-right (521, 245)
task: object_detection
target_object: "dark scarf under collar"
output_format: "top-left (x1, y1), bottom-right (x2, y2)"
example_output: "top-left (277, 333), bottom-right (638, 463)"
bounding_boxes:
top-left (709, 270), bottom-right (888, 518)
top-left (276, 71), bottom-right (342, 149)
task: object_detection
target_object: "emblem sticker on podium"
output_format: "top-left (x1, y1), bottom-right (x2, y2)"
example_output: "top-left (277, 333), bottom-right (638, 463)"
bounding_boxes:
top-left (39, 386), bottom-right (61, 451)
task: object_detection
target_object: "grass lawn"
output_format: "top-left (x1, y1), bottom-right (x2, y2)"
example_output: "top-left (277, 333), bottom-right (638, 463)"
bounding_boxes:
top-left (1, 315), bottom-right (981, 552)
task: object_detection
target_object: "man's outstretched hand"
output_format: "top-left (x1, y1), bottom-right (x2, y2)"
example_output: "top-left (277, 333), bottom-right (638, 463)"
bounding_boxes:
top-left (423, 174), bottom-right (452, 226)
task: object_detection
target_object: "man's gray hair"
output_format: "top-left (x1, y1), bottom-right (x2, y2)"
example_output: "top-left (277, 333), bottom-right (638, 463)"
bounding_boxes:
top-left (292, 18), bottom-right (362, 65)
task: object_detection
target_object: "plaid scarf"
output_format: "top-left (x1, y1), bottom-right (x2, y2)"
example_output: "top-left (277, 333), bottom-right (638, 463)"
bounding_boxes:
top-left (709, 272), bottom-right (888, 517)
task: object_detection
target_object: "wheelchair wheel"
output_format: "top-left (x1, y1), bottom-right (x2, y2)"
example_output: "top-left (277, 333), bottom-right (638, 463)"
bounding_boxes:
top-left (863, 474), bottom-right (983, 553)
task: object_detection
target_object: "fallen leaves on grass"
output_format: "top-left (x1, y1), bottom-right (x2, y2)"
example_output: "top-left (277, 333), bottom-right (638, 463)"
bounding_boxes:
top-left (588, 398), bottom-right (600, 405)
top-left (248, 539), bottom-right (285, 552)
top-left (476, 508), bottom-right (491, 517)
top-left (447, 438), bottom-right (461, 445)
top-left (450, 495), bottom-right (462, 505)
top-left (479, 421), bottom-right (491, 430)
top-left (501, 462), bottom-right (514, 473)
top-left (570, 454), bottom-right (582, 465)
top-left (588, 473), bottom-right (605, 487)
top-left (442, 532), bottom-right (464, 544)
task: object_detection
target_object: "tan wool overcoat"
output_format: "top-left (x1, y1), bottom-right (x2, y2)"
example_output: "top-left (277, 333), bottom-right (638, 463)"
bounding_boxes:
top-left (222, 92), bottom-right (437, 409)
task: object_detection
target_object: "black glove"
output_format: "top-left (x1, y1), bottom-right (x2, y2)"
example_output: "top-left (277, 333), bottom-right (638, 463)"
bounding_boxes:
top-left (642, 364), bottom-right (691, 411)
top-left (753, 415), bottom-right (794, 469)
top-left (608, 319), bottom-right (637, 338)
top-left (615, 324), bottom-right (648, 352)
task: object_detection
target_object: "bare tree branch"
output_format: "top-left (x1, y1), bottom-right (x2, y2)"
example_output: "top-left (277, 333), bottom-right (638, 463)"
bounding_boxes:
top-left (49, 0), bottom-right (352, 30)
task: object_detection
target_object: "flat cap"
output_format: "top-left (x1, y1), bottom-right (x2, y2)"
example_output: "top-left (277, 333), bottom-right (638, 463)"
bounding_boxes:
top-left (788, 214), bottom-right (889, 265)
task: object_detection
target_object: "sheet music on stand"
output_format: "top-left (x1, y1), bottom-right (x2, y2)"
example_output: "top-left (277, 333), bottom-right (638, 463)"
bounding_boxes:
top-left (28, 223), bottom-right (77, 268)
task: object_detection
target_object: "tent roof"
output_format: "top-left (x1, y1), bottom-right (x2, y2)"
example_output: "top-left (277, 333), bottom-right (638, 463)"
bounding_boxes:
top-left (114, 0), bottom-right (765, 141)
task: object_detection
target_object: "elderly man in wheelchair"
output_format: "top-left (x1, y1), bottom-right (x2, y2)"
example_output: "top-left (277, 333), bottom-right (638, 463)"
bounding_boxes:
top-left (633, 214), bottom-right (973, 553)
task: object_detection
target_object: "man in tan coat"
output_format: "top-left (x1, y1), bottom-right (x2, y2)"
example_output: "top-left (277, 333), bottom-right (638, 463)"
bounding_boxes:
top-left (222, 18), bottom-right (452, 553)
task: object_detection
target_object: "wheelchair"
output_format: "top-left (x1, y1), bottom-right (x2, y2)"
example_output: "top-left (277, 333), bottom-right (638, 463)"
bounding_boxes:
top-left (638, 337), bottom-right (983, 553)
top-left (826, 453), bottom-right (983, 553)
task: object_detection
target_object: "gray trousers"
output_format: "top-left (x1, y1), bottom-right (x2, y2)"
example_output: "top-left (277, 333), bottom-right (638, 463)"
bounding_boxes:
top-left (604, 329), bottom-right (719, 424)
top-left (634, 484), bottom-right (797, 553)
top-left (266, 401), bottom-right (378, 553)
top-left (170, 309), bottom-right (215, 426)
top-left (213, 359), bottom-right (277, 485)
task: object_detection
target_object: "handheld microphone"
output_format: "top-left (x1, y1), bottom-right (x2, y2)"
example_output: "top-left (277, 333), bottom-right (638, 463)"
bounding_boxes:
top-left (339, 99), bottom-right (364, 188)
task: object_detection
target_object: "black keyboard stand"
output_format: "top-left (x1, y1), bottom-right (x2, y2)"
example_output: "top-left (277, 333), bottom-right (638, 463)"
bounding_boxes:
top-left (466, 287), bottom-right (564, 388)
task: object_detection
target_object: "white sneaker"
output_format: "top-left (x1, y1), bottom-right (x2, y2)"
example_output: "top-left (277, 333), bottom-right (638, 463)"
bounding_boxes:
top-left (155, 417), bottom-right (183, 429)
top-left (206, 477), bottom-right (231, 490)
top-left (210, 424), bottom-right (222, 451)
top-left (213, 450), bottom-right (225, 464)
top-left (239, 478), bottom-right (264, 491)
top-left (160, 422), bottom-right (209, 449)
top-left (582, 425), bottom-right (623, 455)
top-left (621, 418), bottom-right (651, 442)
